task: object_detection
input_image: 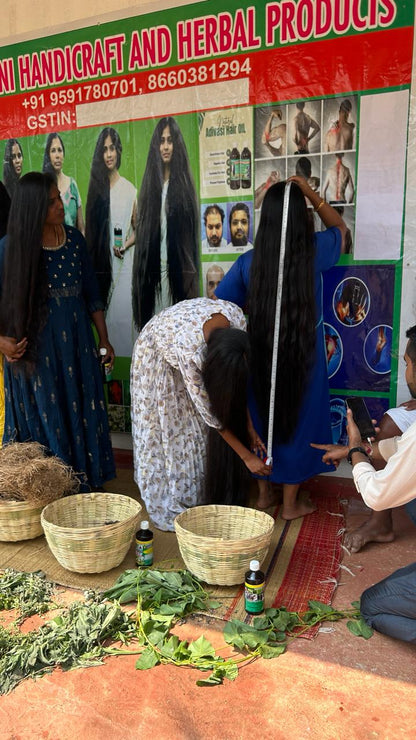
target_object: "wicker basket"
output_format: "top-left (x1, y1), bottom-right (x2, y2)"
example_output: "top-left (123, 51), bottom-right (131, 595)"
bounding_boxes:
top-left (41, 492), bottom-right (142, 573)
top-left (174, 504), bottom-right (275, 585)
top-left (0, 499), bottom-right (46, 541)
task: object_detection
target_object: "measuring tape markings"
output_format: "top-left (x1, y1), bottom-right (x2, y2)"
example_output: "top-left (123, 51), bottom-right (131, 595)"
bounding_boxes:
top-left (266, 181), bottom-right (292, 465)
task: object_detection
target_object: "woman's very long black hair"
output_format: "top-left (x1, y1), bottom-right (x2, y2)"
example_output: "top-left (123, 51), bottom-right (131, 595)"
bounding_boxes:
top-left (85, 127), bottom-right (122, 307)
top-left (202, 327), bottom-right (252, 505)
top-left (249, 181), bottom-right (316, 442)
top-left (0, 172), bottom-right (53, 371)
top-left (132, 117), bottom-right (199, 330)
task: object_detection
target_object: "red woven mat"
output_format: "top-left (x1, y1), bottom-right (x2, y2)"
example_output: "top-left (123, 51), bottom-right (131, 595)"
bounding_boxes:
top-left (211, 492), bottom-right (344, 638)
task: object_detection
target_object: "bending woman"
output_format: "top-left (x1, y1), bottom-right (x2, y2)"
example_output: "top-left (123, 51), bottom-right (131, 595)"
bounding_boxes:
top-left (0, 172), bottom-right (116, 490)
top-left (130, 297), bottom-right (270, 531)
top-left (42, 132), bottom-right (85, 233)
top-left (3, 139), bottom-right (23, 200)
top-left (85, 127), bottom-right (137, 356)
top-left (132, 117), bottom-right (199, 331)
top-left (216, 177), bottom-right (347, 518)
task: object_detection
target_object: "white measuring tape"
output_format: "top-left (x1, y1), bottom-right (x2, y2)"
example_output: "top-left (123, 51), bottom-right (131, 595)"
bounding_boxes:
top-left (266, 181), bottom-right (292, 466)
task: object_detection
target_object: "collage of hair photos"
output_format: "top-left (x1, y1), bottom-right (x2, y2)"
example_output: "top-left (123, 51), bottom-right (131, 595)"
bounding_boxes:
top-left (254, 97), bottom-right (357, 252)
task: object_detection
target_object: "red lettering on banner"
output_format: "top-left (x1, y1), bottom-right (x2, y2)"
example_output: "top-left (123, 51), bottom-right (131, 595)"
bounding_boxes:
top-left (266, 4), bottom-right (281, 46)
top-left (334, 0), bottom-right (351, 33)
top-left (379, 0), bottom-right (397, 26)
top-left (177, 10), bottom-right (260, 61)
top-left (218, 14), bottom-right (233, 52)
top-left (104, 35), bottom-right (125, 73)
top-left (352, 0), bottom-right (367, 31)
top-left (71, 45), bottom-right (84, 80)
top-left (281, 2), bottom-right (297, 43)
top-left (0, 58), bottom-right (16, 94)
top-left (368, 0), bottom-right (378, 28)
top-left (297, 0), bottom-right (314, 40)
top-left (315, 0), bottom-right (332, 37)
top-left (193, 18), bottom-right (206, 57)
top-left (129, 27), bottom-right (172, 68)
top-left (177, 21), bottom-right (193, 61)
top-left (205, 17), bottom-right (219, 54)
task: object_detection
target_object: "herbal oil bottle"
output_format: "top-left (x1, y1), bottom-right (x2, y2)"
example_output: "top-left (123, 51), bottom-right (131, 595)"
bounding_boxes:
top-left (135, 520), bottom-right (154, 567)
top-left (244, 559), bottom-right (265, 614)
top-left (99, 347), bottom-right (112, 382)
top-left (229, 144), bottom-right (240, 190)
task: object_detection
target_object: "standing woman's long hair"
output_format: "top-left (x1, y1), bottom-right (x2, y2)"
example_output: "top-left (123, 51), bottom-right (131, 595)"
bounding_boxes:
top-left (3, 139), bottom-right (23, 200)
top-left (0, 172), bottom-right (52, 371)
top-left (42, 132), bottom-right (64, 175)
top-left (202, 328), bottom-right (252, 505)
top-left (249, 181), bottom-right (316, 442)
top-left (85, 127), bottom-right (122, 307)
top-left (132, 116), bottom-right (199, 330)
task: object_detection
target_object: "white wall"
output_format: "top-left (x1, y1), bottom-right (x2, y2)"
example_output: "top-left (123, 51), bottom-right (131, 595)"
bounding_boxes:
top-left (398, 24), bottom-right (416, 403)
top-left (1, 1), bottom-right (202, 45)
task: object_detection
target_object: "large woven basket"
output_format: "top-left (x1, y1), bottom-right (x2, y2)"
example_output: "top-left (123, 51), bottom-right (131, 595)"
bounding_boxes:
top-left (0, 499), bottom-right (46, 541)
top-left (41, 492), bottom-right (142, 573)
top-left (174, 504), bottom-right (275, 585)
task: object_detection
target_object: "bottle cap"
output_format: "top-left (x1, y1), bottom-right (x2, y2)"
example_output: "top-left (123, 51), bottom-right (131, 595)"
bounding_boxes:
top-left (99, 347), bottom-right (107, 356)
top-left (140, 520), bottom-right (150, 530)
top-left (249, 559), bottom-right (260, 571)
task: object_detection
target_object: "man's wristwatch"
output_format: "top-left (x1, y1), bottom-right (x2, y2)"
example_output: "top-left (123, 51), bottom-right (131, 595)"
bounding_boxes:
top-left (347, 446), bottom-right (370, 465)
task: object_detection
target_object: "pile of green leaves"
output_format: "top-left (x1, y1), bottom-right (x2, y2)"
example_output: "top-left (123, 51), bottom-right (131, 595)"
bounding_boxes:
top-left (0, 597), bottom-right (133, 695)
top-left (103, 568), bottom-right (219, 616)
top-left (0, 569), bottom-right (55, 622)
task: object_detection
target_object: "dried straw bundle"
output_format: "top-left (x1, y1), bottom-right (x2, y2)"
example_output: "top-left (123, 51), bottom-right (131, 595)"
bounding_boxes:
top-left (0, 442), bottom-right (79, 503)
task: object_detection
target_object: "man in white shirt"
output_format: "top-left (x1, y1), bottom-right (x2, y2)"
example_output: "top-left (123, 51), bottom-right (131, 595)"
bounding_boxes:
top-left (312, 325), bottom-right (416, 643)
top-left (315, 325), bottom-right (416, 552)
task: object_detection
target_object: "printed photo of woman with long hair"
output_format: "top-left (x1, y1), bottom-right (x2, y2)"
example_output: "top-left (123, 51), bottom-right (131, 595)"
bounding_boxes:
top-left (85, 127), bottom-right (137, 356)
top-left (132, 116), bottom-right (199, 331)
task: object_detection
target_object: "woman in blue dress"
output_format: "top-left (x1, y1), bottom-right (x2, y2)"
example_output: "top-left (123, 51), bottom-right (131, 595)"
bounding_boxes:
top-left (0, 172), bottom-right (116, 490)
top-left (216, 176), bottom-right (347, 518)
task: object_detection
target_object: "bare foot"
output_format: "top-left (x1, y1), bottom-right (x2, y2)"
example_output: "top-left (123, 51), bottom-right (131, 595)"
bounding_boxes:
top-left (257, 486), bottom-right (281, 510)
top-left (344, 521), bottom-right (395, 553)
top-left (281, 498), bottom-right (317, 520)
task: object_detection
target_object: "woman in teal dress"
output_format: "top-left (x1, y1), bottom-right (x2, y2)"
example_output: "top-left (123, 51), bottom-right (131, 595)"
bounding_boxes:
top-left (216, 176), bottom-right (347, 518)
top-left (0, 172), bottom-right (115, 490)
top-left (43, 132), bottom-right (85, 234)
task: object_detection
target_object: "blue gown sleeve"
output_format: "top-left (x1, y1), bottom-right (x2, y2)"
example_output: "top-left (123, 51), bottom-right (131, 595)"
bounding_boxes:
top-left (214, 251), bottom-right (252, 308)
top-left (314, 227), bottom-right (341, 272)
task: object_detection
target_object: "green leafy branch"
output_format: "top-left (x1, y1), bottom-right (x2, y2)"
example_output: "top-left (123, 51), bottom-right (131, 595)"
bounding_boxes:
top-left (222, 600), bottom-right (373, 669)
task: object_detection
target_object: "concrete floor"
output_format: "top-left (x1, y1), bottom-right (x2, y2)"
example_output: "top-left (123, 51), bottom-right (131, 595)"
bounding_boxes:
top-left (0, 467), bottom-right (415, 740)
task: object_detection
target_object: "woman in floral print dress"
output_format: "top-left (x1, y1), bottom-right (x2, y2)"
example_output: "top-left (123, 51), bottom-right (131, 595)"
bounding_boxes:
top-left (130, 297), bottom-right (271, 531)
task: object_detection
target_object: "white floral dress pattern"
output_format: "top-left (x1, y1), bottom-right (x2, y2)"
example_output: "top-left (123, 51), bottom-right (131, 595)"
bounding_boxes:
top-left (130, 298), bottom-right (246, 530)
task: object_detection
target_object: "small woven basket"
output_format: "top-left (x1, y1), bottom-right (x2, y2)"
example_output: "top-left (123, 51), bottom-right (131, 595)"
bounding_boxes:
top-left (0, 499), bottom-right (46, 541)
top-left (41, 492), bottom-right (142, 573)
top-left (174, 504), bottom-right (275, 585)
